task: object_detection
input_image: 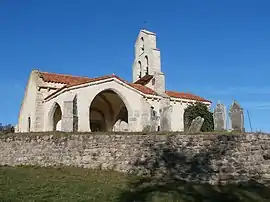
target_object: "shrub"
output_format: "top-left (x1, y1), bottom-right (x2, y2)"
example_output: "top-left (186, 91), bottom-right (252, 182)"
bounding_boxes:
top-left (184, 102), bottom-right (214, 132)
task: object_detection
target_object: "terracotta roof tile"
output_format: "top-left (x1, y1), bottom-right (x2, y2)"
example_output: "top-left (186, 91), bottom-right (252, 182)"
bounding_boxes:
top-left (66, 75), bottom-right (113, 87)
top-left (166, 90), bottom-right (211, 103)
top-left (40, 72), bottom-right (92, 85)
top-left (40, 71), bottom-right (210, 102)
top-left (130, 83), bottom-right (157, 95)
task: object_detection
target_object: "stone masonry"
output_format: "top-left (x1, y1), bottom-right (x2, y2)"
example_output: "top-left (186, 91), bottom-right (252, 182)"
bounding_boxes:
top-left (1, 132), bottom-right (270, 185)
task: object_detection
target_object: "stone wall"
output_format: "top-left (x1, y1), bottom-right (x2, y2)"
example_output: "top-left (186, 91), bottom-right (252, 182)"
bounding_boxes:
top-left (1, 132), bottom-right (270, 185)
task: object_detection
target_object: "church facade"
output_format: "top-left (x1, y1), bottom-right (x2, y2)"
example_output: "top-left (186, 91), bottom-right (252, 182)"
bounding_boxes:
top-left (16, 29), bottom-right (211, 133)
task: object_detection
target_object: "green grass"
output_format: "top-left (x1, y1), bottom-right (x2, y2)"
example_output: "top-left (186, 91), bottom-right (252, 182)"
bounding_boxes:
top-left (0, 166), bottom-right (270, 202)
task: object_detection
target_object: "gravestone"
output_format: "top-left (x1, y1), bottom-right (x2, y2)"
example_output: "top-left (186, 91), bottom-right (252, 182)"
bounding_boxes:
top-left (160, 105), bottom-right (172, 131)
top-left (188, 116), bottom-right (204, 133)
top-left (159, 97), bottom-right (172, 132)
top-left (149, 106), bottom-right (159, 131)
top-left (229, 100), bottom-right (245, 132)
top-left (213, 101), bottom-right (227, 131)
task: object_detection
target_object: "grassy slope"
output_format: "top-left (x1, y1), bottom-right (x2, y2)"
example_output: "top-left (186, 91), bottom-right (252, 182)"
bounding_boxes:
top-left (0, 166), bottom-right (270, 202)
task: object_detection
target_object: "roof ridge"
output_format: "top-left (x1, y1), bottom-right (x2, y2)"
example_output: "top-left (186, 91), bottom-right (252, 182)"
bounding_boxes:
top-left (165, 90), bottom-right (211, 103)
top-left (166, 90), bottom-right (194, 94)
top-left (40, 71), bottom-right (210, 103)
top-left (40, 71), bottom-right (93, 79)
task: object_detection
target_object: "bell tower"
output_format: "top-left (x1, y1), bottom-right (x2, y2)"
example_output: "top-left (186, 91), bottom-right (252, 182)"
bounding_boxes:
top-left (132, 29), bottom-right (165, 94)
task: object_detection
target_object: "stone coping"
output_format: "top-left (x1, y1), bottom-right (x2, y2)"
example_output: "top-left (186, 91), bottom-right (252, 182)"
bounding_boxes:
top-left (0, 131), bottom-right (269, 140)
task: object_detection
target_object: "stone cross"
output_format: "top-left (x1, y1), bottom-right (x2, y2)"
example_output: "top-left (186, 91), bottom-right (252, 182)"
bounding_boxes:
top-left (213, 101), bottom-right (227, 131)
top-left (229, 100), bottom-right (245, 132)
top-left (188, 116), bottom-right (205, 133)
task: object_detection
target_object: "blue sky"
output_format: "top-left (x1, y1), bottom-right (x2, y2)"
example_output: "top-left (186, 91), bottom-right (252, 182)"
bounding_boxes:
top-left (0, 0), bottom-right (270, 132)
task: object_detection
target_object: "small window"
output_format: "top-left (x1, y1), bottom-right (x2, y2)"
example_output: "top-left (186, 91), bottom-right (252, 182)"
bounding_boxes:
top-left (138, 61), bottom-right (142, 78)
top-left (152, 78), bottom-right (155, 85)
top-left (145, 56), bottom-right (149, 75)
top-left (140, 37), bottom-right (144, 53)
top-left (145, 55), bottom-right (149, 65)
top-left (28, 117), bottom-right (31, 132)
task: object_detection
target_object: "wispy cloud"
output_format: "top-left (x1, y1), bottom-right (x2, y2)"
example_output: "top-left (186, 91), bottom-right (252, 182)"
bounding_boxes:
top-left (241, 101), bottom-right (270, 110)
top-left (203, 86), bottom-right (270, 96)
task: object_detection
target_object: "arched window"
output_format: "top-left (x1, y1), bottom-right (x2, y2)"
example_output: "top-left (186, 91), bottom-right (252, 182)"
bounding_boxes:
top-left (145, 55), bottom-right (149, 75)
top-left (138, 61), bottom-right (142, 78)
top-left (152, 78), bottom-right (156, 85)
top-left (140, 37), bottom-right (144, 54)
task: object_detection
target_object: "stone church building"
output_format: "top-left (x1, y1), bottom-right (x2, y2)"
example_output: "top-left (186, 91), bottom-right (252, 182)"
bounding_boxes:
top-left (16, 29), bottom-right (211, 133)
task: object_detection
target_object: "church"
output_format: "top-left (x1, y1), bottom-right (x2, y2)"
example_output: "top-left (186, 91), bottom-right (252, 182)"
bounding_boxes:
top-left (16, 29), bottom-right (211, 133)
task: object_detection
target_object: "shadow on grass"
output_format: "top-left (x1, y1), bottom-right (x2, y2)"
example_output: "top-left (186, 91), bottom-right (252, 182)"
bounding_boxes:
top-left (119, 178), bottom-right (270, 202)
top-left (118, 135), bottom-right (270, 202)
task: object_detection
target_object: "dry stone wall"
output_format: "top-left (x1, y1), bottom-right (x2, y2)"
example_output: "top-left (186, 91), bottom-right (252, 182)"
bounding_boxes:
top-left (1, 132), bottom-right (270, 185)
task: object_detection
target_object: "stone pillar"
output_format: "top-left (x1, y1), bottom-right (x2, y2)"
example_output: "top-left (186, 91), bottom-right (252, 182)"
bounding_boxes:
top-left (128, 110), bottom-right (141, 132)
top-left (61, 101), bottom-right (74, 132)
top-left (159, 97), bottom-right (172, 132)
top-left (77, 95), bottom-right (91, 132)
top-left (140, 97), bottom-right (151, 131)
top-left (34, 89), bottom-right (44, 131)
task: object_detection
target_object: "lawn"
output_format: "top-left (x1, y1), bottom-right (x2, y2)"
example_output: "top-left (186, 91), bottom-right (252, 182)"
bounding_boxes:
top-left (0, 166), bottom-right (270, 202)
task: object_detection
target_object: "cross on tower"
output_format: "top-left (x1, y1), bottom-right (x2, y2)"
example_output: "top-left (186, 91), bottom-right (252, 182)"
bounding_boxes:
top-left (142, 20), bottom-right (148, 30)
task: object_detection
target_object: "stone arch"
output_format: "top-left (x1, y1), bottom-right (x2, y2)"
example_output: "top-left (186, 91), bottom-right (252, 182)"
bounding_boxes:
top-left (91, 87), bottom-right (132, 118)
top-left (48, 102), bottom-right (62, 131)
top-left (89, 88), bottom-right (131, 132)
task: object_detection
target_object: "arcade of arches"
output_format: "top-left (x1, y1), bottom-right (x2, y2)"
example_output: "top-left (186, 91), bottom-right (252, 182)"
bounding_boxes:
top-left (50, 90), bottom-right (128, 132)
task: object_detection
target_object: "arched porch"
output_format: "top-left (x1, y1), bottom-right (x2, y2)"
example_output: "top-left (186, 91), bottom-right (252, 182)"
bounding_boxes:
top-left (89, 89), bottom-right (129, 132)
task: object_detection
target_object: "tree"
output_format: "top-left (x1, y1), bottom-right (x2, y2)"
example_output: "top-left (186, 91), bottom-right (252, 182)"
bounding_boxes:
top-left (0, 123), bottom-right (15, 134)
top-left (184, 102), bottom-right (214, 132)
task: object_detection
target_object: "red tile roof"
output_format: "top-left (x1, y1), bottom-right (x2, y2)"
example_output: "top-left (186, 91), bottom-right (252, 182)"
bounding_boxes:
top-left (130, 83), bottom-right (157, 95)
top-left (40, 72), bottom-right (158, 99)
top-left (39, 71), bottom-right (210, 102)
top-left (40, 72), bottom-right (102, 85)
top-left (166, 90), bottom-right (211, 103)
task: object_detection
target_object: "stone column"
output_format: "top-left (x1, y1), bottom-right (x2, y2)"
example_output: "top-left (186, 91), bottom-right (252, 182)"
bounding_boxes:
top-left (128, 110), bottom-right (141, 132)
top-left (61, 101), bottom-right (74, 132)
